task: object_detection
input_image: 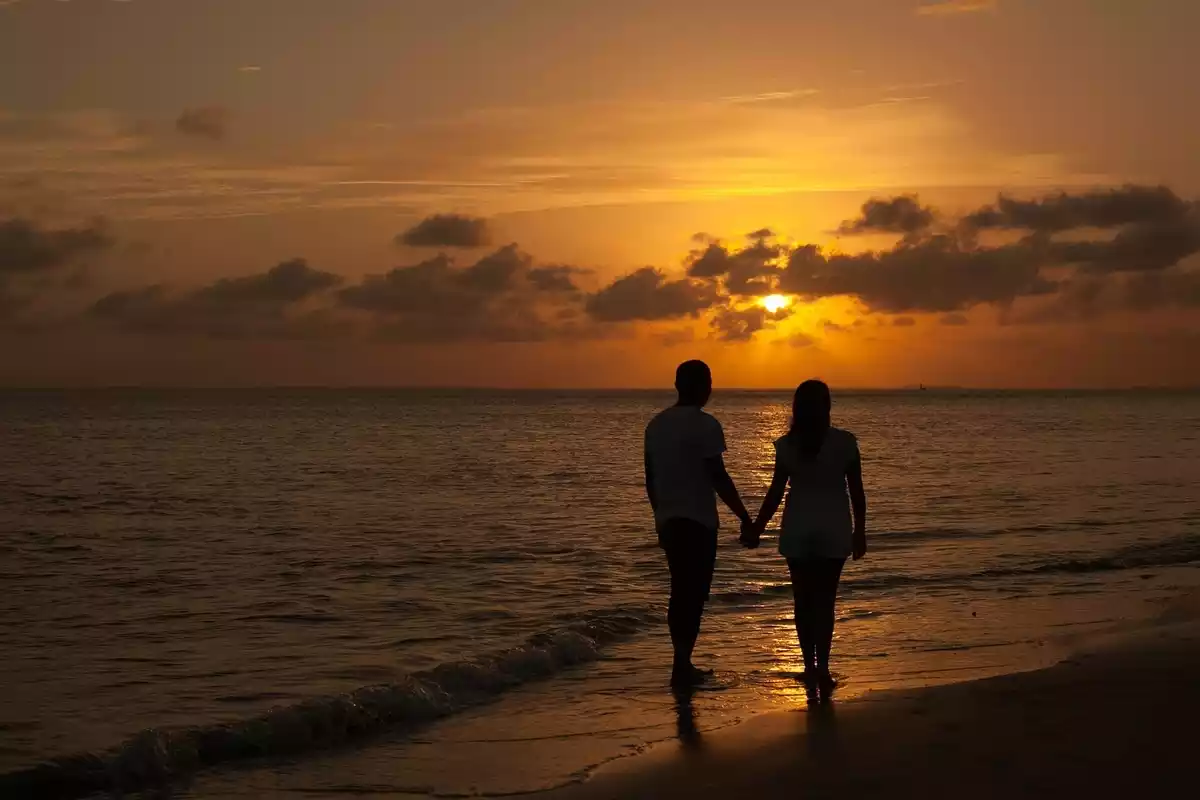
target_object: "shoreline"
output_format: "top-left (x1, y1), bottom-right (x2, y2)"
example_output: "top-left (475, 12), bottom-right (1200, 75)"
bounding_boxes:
top-left (533, 610), bottom-right (1200, 800)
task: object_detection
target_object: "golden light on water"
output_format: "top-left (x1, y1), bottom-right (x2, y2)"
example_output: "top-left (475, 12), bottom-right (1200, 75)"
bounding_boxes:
top-left (760, 294), bottom-right (791, 313)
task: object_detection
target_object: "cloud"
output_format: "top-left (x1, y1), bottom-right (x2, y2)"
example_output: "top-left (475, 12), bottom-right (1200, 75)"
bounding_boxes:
top-left (916, 0), bottom-right (996, 16)
top-left (710, 305), bottom-right (792, 341)
top-left (779, 237), bottom-right (1055, 313)
top-left (1049, 212), bottom-right (1200, 274)
top-left (339, 246), bottom-right (523, 316)
top-left (836, 195), bottom-right (936, 238)
top-left (963, 185), bottom-right (1190, 233)
top-left (940, 313), bottom-right (969, 326)
top-left (892, 316), bottom-right (917, 327)
top-left (1015, 269), bottom-right (1200, 323)
top-left (90, 258), bottom-right (344, 338)
top-left (527, 264), bottom-right (586, 293)
top-left (337, 245), bottom-right (590, 342)
top-left (175, 107), bottom-right (230, 141)
top-left (685, 232), bottom-right (783, 296)
top-left (1, 217), bottom-right (112, 321)
top-left (585, 267), bottom-right (718, 322)
top-left (1, 217), bottom-right (111, 276)
top-left (397, 213), bottom-right (491, 248)
top-left (777, 185), bottom-right (1199, 314)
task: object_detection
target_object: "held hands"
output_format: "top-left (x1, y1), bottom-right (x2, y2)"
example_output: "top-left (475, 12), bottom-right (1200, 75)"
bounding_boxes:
top-left (739, 517), bottom-right (764, 549)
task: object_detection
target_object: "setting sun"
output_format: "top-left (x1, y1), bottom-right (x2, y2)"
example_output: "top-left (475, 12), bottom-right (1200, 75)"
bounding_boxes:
top-left (760, 294), bottom-right (791, 313)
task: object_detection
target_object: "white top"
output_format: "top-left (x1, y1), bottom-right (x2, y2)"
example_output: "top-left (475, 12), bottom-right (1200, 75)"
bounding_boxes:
top-left (775, 427), bottom-right (859, 559)
top-left (644, 405), bottom-right (727, 531)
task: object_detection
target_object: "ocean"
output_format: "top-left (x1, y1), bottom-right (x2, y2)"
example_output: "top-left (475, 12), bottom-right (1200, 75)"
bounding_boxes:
top-left (2, 389), bottom-right (1199, 798)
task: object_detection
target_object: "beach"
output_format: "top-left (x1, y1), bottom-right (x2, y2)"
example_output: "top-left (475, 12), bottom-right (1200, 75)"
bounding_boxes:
top-left (2, 389), bottom-right (1198, 798)
top-left (539, 602), bottom-right (1200, 800)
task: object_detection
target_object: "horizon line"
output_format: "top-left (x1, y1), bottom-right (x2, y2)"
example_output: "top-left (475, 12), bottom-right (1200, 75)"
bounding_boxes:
top-left (2, 385), bottom-right (1197, 393)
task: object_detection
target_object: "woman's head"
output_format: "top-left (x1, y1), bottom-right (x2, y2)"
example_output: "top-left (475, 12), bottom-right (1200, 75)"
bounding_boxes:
top-left (789, 379), bottom-right (831, 456)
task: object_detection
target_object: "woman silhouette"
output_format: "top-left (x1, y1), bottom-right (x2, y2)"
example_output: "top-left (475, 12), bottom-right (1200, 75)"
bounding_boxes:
top-left (744, 380), bottom-right (867, 698)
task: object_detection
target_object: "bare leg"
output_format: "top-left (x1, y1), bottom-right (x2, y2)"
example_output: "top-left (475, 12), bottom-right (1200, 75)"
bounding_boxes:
top-left (787, 559), bottom-right (817, 677)
top-left (814, 558), bottom-right (846, 681)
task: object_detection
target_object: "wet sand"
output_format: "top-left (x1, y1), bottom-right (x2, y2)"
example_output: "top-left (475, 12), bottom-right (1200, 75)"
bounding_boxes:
top-left (535, 614), bottom-right (1200, 800)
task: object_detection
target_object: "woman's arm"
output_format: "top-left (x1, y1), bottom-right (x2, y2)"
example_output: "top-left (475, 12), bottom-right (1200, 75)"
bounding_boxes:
top-left (748, 457), bottom-right (789, 544)
top-left (847, 455), bottom-right (867, 560)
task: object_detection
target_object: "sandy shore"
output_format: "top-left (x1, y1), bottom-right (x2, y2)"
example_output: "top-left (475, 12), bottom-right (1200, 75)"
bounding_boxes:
top-left (535, 613), bottom-right (1200, 800)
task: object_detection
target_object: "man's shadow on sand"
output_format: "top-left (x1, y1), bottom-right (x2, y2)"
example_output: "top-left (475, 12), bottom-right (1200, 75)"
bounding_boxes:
top-left (672, 681), bottom-right (842, 760)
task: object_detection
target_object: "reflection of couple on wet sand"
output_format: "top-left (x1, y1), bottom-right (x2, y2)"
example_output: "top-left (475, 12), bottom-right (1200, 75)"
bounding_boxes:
top-left (644, 360), bottom-right (867, 702)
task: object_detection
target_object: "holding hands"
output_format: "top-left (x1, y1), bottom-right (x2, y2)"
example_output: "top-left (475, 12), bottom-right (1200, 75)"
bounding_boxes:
top-left (739, 516), bottom-right (764, 549)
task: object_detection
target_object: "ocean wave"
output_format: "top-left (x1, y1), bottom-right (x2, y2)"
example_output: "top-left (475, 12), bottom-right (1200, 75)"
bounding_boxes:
top-left (710, 534), bottom-right (1200, 602)
top-left (868, 514), bottom-right (1195, 550)
top-left (0, 608), bottom-right (656, 800)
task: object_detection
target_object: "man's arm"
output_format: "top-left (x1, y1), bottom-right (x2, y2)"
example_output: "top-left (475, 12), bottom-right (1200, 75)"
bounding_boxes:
top-left (644, 451), bottom-right (658, 511)
top-left (847, 455), bottom-right (867, 560)
top-left (704, 455), bottom-right (751, 526)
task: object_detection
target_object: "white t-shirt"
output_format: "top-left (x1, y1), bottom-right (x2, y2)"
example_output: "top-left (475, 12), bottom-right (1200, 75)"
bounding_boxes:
top-left (775, 427), bottom-right (859, 559)
top-left (644, 405), bottom-right (727, 531)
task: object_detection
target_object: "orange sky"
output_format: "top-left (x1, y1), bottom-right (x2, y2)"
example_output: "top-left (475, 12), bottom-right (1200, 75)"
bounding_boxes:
top-left (1, 0), bottom-right (1198, 387)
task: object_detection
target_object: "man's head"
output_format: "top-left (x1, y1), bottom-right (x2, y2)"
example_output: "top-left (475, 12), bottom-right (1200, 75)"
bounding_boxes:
top-left (674, 360), bottom-right (713, 407)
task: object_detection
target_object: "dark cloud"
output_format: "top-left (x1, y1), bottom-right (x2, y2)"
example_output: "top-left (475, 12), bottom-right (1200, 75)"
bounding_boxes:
top-left (1, 217), bottom-right (111, 276)
top-left (337, 245), bottom-right (588, 343)
top-left (1, 217), bottom-right (112, 322)
top-left (339, 245), bottom-right (532, 316)
top-left (1017, 268), bottom-right (1200, 323)
top-left (585, 267), bottom-right (718, 322)
top-left (963, 185), bottom-right (1190, 232)
top-left (779, 236), bottom-right (1056, 313)
top-left (685, 236), bottom-right (782, 295)
top-left (892, 316), bottom-right (917, 327)
top-left (837, 195), bottom-right (935, 237)
top-left (527, 264), bottom-right (585, 293)
top-left (710, 306), bottom-right (792, 342)
top-left (459, 243), bottom-right (528, 291)
top-left (775, 186), bottom-right (1200, 314)
top-left (398, 214), bottom-right (491, 248)
top-left (1122, 269), bottom-right (1200, 311)
top-left (940, 313), bottom-right (969, 326)
top-left (1049, 212), bottom-right (1200, 274)
top-left (176, 107), bottom-right (230, 141)
top-left (91, 259), bottom-right (344, 338)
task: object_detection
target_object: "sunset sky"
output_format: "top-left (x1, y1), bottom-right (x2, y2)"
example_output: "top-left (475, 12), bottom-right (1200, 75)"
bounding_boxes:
top-left (2, 0), bottom-right (1198, 387)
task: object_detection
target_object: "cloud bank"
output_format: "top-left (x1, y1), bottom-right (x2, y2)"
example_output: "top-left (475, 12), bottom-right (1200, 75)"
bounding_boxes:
top-left (5, 184), bottom-right (1198, 343)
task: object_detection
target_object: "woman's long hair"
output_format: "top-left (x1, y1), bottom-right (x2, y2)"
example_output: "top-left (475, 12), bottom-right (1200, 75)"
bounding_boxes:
top-left (788, 379), bottom-right (832, 459)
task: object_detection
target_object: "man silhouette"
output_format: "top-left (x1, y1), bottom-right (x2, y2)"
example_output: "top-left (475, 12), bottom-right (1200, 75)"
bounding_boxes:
top-left (644, 360), bottom-right (752, 686)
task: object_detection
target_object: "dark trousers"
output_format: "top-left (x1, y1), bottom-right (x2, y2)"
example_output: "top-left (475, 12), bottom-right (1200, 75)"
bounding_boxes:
top-left (787, 557), bottom-right (846, 675)
top-left (658, 518), bottom-right (718, 670)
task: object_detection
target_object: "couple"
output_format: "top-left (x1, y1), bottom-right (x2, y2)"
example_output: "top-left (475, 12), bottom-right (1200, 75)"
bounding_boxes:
top-left (644, 360), bottom-right (868, 697)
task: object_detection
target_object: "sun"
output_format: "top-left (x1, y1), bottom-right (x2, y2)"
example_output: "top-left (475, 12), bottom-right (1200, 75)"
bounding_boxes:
top-left (759, 294), bottom-right (791, 313)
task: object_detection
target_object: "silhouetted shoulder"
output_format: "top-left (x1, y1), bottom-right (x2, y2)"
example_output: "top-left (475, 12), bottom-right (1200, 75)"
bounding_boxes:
top-left (829, 427), bottom-right (856, 444)
top-left (698, 409), bottom-right (723, 434)
top-left (830, 427), bottom-right (859, 459)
